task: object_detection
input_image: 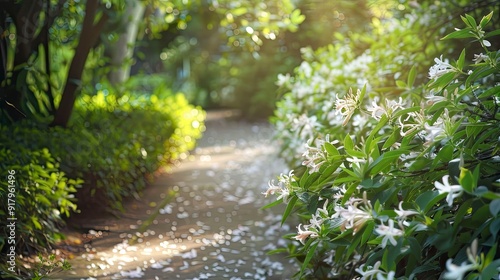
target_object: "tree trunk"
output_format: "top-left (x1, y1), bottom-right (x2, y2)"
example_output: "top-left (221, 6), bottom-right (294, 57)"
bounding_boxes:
top-left (51, 0), bottom-right (108, 127)
top-left (106, 0), bottom-right (145, 85)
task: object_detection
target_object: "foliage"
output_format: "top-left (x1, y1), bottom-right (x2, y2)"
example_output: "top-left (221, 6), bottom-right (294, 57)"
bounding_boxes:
top-left (0, 85), bottom-right (204, 277)
top-left (31, 253), bottom-right (72, 280)
top-left (267, 11), bottom-right (500, 279)
top-left (2, 87), bottom-right (204, 211)
top-left (73, 86), bottom-right (205, 207)
top-left (154, 0), bottom-right (373, 119)
top-left (0, 0), bottom-right (303, 126)
top-left (0, 147), bottom-right (80, 276)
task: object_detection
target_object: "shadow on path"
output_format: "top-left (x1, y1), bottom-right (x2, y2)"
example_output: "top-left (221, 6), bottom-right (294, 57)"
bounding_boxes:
top-left (54, 110), bottom-right (298, 280)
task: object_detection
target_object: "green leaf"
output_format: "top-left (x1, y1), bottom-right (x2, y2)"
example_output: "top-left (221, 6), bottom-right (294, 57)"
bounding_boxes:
top-left (430, 71), bottom-right (456, 89)
top-left (281, 195), bottom-right (298, 225)
top-left (31, 217), bottom-right (42, 230)
top-left (478, 85), bottom-right (500, 98)
top-left (489, 219), bottom-right (500, 240)
top-left (485, 29), bottom-right (500, 38)
top-left (396, 80), bottom-right (407, 89)
top-left (368, 150), bottom-right (407, 175)
top-left (346, 230), bottom-right (362, 258)
top-left (299, 240), bottom-right (319, 278)
top-left (36, 194), bottom-right (52, 206)
top-left (299, 169), bottom-right (311, 189)
top-left (290, 9), bottom-right (306, 25)
top-left (304, 172), bottom-right (322, 189)
top-left (464, 14), bottom-right (478, 30)
top-left (392, 106), bottom-right (420, 120)
top-left (459, 167), bottom-right (478, 193)
top-left (416, 190), bottom-right (445, 213)
top-left (489, 199), bottom-right (500, 216)
top-left (231, 7), bottom-right (247, 16)
top-left (456, 49), bottom-right (466, 71)
top-left (261, 198), bottom-right (283, 210)
top-left (433, 144), bottom-right (454, 166)
top-left (452, 199), bottom-right (473, 230)
top-left (481, 259), bottom-right (500, 280)
top-left (382, 129), bottom-right (400, 150)
top-left (317, 164), bottom-right (340, 185)
top-left (480, 11), bottom-right (493, 28)
top-left (474, 186), bottom-right (500, 200)
top-left (466, 66), bottom-right (495, 87)
top-left (324, 142), bottom-right (339, 157)
top-left (407, 66), bottom-right (416, 88)
top-left (359, 84), bottom-right (367, 102)
top-left (360, 221), bottom-right (374, 246)
top-left (306, 196), bottom-right (320, 214)
top-left (441, 29), bottom-right (474, 40)
top-left (344, 134), bottom-right (354, 151)
top-left (368, 114), bottom-right (388, 140)
top-left (484, 242), bottom-right (497, 264)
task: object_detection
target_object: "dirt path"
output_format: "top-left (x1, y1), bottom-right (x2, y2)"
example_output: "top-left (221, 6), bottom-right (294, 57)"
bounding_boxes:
top-left (54, 110), bottom-right (298, 280)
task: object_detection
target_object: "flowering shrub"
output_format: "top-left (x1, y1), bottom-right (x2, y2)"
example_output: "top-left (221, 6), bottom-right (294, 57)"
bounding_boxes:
top-left (266, 12), bottom-right (500, 279)
top-left (271, 10), bottom-right (440, 166)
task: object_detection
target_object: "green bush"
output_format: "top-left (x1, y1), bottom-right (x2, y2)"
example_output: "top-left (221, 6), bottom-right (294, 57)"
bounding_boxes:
top-left (0, 85), bottom-right (204, 277)
top-left (0, 145), bottom-right (80, 276)
top-left (267, 11), bottom-right (500, 279)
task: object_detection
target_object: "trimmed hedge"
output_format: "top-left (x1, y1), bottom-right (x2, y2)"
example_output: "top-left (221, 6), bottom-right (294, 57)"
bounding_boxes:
top-left (0, 88), bottom-right (205, 277)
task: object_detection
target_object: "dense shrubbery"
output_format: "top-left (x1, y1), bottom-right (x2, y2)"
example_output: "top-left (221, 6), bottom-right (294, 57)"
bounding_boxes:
top-left (0, 148), bottom-right (80, 251)
top-left (0, 87), bottom-right (205, 277)
top-left (267, 11), bottom-right (500, 279)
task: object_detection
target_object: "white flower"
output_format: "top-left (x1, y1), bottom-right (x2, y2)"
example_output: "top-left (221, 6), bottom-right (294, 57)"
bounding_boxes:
top-left (302, 136), bottom-right (338, 174)
top-left (434, 175), bottom-right (463, 207)
top-left (276, 73), bottom-right (291, 87)
top-left (335, 88), bottom-right (362, 126)
top-left (423, 120), bottom-right (444, 144)
top-left (442, 259), bottom-right (475, 280)
top-left (309, 212), bottom-right (324, 230)
top-left (278, 170), bottom-right (296, 186)
top-left (302, 139), bottom-right (327, 173)
top-left (262, 176), bottom-right (291, 203)
top-left (367, 97), bottom-right (405, 120)
top-left (394, 201), bottom-right (419, 220)
top-left (294, 224), bottom-right (318, 245)
top-left (332, 185), bottom-right (347, 202)
top-left (355, 261), bottom-right (387, 280)
top-left (292, 114), bottom-right (321, 140)
top-left (377, 271), bottom-right (395, 280)
top-left (333, 196), bottom-right (372, 233)
top-left (262, 180), bottom-right (281, 197)
top-left (346, 156), bottom-right (367, 175)
top-left (428, 55), bottom-right (456, 80)
top-left (313, 198), bottom-right (328, 216)
top-left (366, 99), bottom-right (385, 120)
top-left (375, 219), bottom-right (403, 248)
top-left (398, 108), bottom-right (427, 137)
top-left (442, 240), bottom-right (481, 279)
top-left (473, 53), bottom-right (489, 64)
top-left (425, 92), bottom-right (447, 105)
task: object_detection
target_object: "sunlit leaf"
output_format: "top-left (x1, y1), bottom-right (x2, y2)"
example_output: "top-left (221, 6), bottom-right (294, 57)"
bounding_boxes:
top-left (480, 11), bottom-right (493, 28)
top-left (441, 29), bottom-right (474, 40)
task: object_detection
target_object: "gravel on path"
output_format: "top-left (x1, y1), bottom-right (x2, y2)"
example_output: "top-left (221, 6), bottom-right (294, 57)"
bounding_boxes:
top-left (54, 110), bottom-right (299, 280)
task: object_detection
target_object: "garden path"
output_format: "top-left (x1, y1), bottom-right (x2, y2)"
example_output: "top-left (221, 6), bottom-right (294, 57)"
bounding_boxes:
top-left (54, 110), bottom-right (298, 280)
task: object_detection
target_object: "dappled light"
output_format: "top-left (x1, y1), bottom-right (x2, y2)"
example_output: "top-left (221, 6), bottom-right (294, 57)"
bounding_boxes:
top-left (53, 114), bottom-right (296, 279)
top-left (1, 0), bottom-right (500, 279)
